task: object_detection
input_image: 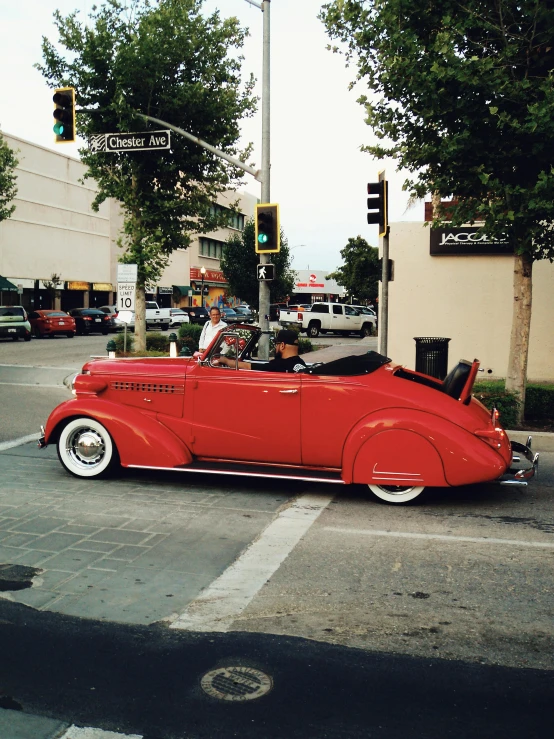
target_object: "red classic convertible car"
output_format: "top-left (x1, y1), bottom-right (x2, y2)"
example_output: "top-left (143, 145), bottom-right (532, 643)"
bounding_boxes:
top-left (39, 325), bottom-right (538, 504)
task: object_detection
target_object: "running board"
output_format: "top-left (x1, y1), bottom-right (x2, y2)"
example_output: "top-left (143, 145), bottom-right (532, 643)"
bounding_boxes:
top-left (127, 462), bottom-right (345, 484)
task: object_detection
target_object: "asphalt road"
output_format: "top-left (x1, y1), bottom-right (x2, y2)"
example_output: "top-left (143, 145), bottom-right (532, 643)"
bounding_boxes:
top-left (0, 330), bottom-right (552, 737)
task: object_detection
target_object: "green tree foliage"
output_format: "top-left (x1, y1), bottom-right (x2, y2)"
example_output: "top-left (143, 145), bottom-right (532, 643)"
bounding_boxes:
top-left (36, 0), bottom-right (256, 348)
top-left (0, 133), bottom-right (18, 223)
top-left (321, 1), bottom-right (554, 420)
top-left (327, 236), bottom-right (379, 303)
top-left (220, 219), bottom-right (296, 308)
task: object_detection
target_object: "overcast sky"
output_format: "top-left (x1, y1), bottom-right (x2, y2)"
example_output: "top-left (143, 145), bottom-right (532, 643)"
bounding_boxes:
top-left (0, 0), bottom-right (423, 272)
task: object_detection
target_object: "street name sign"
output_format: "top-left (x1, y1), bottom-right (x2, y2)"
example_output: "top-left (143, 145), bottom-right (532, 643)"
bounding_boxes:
top-left (257, 263), bottom-right (275, 281)
top-left (90, 130), bottom-right (171, 153)
top-left (117, 264), bottom-right (138, 283)
top-left (117, 282), bottom-right (136, 311)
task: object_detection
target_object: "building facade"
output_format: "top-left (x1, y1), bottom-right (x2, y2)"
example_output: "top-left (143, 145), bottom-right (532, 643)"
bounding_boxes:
top-left (0, 132), bottom-right (256, 311)
top-left (385, 217), bottom-right (554, 382)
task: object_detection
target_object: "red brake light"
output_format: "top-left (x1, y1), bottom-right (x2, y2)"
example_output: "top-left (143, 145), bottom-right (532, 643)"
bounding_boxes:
top-left (83, 316), bottom-right (92, 321)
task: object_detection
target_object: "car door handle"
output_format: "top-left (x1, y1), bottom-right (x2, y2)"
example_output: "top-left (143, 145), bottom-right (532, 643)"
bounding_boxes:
top-left (279, 389), bottom-right (298, 394)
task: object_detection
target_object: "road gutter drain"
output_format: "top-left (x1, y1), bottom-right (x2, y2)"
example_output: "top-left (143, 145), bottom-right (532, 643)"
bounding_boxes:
top-left (201, 667), bottom-right (273, 702)
top-left (0, 564), bottom-right (41, 592)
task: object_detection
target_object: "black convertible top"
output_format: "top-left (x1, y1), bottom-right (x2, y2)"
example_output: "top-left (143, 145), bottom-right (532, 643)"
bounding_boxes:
top-left (306, 351), bottom-right (391, 376)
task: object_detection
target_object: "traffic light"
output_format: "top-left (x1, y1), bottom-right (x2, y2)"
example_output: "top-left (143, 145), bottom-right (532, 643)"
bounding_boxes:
top-left (53, 87), bottom-right (76, 143)
top-left (367, 172), bottom-right (388, 237)
top-left (255, 203), bottom-right (280, 253)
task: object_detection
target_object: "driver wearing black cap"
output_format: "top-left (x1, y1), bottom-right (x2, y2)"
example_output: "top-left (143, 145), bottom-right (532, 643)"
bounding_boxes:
top-left (213, 328), bottom-right (307, 373)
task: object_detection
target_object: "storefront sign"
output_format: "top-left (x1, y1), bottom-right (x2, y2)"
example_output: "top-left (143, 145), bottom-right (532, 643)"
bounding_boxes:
top-left (430, 227), bottom-right (513, 255)
top-left (67, 281), bottom-right (91, 290)
top-left (190, 267), bottom-right (226, 283)
top-left (158, 286), bottom-right (173, 294)
top-left (92, 283), bottom-right (114, 291)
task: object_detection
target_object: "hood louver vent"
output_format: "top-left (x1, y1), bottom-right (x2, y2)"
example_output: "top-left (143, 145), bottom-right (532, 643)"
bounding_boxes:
top-left (111, 381), bottom-right (184, 395)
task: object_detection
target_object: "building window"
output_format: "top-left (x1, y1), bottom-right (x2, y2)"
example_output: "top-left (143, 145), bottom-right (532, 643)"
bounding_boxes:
top-left (199, 237), bottom-right (227, 260)
top-left (209, 203), bottom-right (245, 231)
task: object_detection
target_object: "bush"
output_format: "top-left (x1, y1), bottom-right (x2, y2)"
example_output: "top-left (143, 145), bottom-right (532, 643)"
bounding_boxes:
top-left (113, 332), bottom-right (134, 353)
top-left (473, 380), bottom-right (554, 428)
top-left (298, 337), bottom-right (313, 355)
top-left (178, 323), bottom-right (203, 352)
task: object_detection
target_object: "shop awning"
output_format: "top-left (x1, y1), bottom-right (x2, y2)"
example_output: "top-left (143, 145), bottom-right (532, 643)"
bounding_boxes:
top-left (0, 275), bottom-right (18, 291)
top-left (173, 285), bottom-right (192, 296)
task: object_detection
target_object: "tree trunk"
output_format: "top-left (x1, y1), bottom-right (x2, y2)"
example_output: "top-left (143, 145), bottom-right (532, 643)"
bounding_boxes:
top-left (505, 251), bottom-right (533, 425)
top-left (134, 285), bottom-right (146, 352)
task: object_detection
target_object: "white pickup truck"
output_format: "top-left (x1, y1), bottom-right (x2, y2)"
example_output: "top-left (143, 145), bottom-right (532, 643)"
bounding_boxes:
top-left (281, 302), bottom-right (375, 338)
top-left (145, 301), bottom-right (171, 331)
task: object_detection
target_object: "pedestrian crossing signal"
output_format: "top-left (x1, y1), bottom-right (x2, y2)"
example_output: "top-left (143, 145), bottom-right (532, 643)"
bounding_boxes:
top-left (255, 203), bottom-right (280, 253)
top-left (257, 263), bottom-right (275, 281)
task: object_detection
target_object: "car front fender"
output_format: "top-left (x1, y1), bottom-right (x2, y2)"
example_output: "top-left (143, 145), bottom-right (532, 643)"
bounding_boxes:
top-left (342, 408), bottom-right (508, 487)
top-left (43, 398), bottom-right (193, 469)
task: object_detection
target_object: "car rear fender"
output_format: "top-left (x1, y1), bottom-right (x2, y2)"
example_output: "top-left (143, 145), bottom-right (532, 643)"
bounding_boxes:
top-left (43, 398), bottom-right (193, 468)
top-left (342, 408), bottom-right (508, 486)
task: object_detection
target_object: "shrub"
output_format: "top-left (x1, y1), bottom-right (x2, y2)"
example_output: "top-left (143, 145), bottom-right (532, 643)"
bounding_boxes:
top-left (473, 380), bottom-right (554, 428)
top-left (178, 323), bottom-right (202, 352)
top-left (113, 332), bottom-right (134, 353)
top-left (298, 338), bottom-right (313, 355)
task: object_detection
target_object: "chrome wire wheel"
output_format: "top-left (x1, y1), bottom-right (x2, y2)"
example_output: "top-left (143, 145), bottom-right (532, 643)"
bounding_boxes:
top-left (57, 418), bottom-right (116, 478)
top-left (368, 484), bottom-right (425, 504)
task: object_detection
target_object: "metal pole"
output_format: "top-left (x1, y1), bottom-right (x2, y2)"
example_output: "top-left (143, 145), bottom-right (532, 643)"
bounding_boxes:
top-left (379, 226), bottom-right (390, 357)
top-left (201, 275), bottom-right (205, 308)
top-left (257, 0), bottom-right (271, 359)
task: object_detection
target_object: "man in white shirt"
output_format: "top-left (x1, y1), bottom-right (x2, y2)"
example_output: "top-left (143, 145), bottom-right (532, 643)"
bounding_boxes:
top-left (198, 306), bottom-right (227, 352)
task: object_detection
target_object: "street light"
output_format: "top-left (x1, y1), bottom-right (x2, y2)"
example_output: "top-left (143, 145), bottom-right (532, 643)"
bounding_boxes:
top-left (200, 266), bottom-right (206, 308)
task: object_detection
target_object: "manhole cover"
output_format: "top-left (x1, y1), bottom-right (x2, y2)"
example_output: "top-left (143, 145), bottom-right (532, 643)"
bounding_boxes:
top-left (201, 666), bottom-right (273, 702)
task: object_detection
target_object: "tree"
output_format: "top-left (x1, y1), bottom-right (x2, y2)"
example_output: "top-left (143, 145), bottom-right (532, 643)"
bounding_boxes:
top-left (326, 236), bottom-right (379, 303)
top-left (43, 273), bottom-right (63, 309)
top-left (321, 0), bottom-right (554, 423)
top-left (36, 0), bottom-right (256, 349)
top-left (220, 219), bottom-right (296, 308)
top-left (0, 132), bottom-right (18, 223)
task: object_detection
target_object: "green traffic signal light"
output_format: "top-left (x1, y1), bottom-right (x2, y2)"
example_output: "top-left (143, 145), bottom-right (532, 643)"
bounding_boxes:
top-left (255, 204), bottom-right (280, 254)
top-left (53, 87), bottom-right (76, 144)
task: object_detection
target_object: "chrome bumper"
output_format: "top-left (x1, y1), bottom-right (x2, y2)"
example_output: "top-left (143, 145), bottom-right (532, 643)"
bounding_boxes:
top-left (38, 425), bottom-right (46, 449)
top-left (498, 436), bottom-right (539, 486)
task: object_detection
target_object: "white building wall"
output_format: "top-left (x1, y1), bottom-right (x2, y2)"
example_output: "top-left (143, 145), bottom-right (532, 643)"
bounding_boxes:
top-left (387, 222), bottom-right (554, 382)
top-left (0, 133), bottom-right (112, 284)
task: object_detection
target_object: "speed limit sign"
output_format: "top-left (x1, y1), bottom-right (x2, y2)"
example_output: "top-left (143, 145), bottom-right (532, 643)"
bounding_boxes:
top-left (117, 282), bottom-right (136, 311)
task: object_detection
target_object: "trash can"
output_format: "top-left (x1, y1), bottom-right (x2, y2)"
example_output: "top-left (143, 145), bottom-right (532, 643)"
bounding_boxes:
top-left (414, 337), bottom-right (451, 380)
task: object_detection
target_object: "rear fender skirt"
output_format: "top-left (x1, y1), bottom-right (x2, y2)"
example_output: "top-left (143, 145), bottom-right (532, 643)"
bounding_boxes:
top-left (44, 398), bottom-right (192, 468)
top-left (342, 408), bottom-right (507, 487)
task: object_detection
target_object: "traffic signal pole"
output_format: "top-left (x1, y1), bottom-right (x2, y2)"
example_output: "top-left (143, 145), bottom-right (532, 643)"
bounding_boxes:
top-left (380, 226), bottom-right (390, 357)
top-left (257, 0), bottom-right (271, 359)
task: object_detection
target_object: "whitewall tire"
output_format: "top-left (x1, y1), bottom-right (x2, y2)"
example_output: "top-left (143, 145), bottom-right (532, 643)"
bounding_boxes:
top-left (368, 484), bottom-right (425, 504)
top-left (57, 418), bottom-right (117, 478)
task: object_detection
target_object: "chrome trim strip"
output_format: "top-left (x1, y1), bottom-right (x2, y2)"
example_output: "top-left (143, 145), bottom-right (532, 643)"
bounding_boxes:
top-left (127, 464), bottom-right (346, 484)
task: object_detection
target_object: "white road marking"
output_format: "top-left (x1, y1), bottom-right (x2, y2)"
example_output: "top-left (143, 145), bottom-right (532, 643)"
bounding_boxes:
top-left (0, 433), bottom-right (41, 452)
top-left (0, 381), bottom-right (66, 388)
top-left (59, 728), bottom-right (142, 739)
top-left (324, 526), bottom-right (554, 549)
top-left (171, 492), bottom-right (333, 632)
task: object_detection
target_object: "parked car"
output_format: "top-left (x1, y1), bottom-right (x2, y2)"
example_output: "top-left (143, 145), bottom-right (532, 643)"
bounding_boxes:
top-left (220, 307), bottom-right (243, 324)
top-left (169, 309), bottom-right (190, 328)
top-left (28, 309), bottom-right (76, 338)
top-left (99, 305), bottom-right (135, 332)
top-left (39, 324), bottom-right (538, 505)
top-left (145, 301), bottom-right (171, 331)
top-left (180, 306), bottom-right (210, 325)
top-left (0, 306), bottom-right (31, 342)
top-left (69, 308), bottom-right (111, 335)
top-left (233, 305), bottom-right (255, 323)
